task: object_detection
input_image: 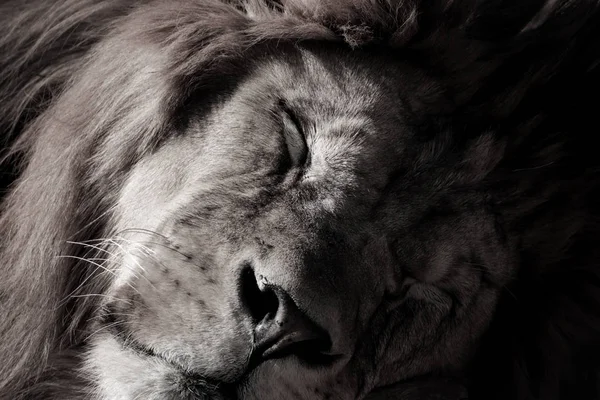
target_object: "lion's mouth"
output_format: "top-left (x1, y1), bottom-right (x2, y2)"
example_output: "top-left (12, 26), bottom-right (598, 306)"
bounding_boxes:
top-left (254, 339), bottom-right (342, 365)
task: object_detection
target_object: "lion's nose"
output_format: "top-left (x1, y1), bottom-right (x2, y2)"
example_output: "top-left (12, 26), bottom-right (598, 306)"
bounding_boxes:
top-left (252, 288), bottom-right (331, 360)
top-left (240, 267), bottom-right (332, 362)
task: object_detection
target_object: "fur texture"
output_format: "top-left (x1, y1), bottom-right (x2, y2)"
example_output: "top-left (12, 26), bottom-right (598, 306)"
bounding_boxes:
top-left (1, 1), bottom-right (599, 399)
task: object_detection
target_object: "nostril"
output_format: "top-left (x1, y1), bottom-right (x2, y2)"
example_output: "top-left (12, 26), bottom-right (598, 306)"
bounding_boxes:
top-left (239, 264), bottom-right (279, 323)
top-left (238, 263), bottom-right (339, 367)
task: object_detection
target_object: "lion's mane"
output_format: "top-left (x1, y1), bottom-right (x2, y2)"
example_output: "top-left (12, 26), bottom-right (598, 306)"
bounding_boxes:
top-left (1, 1), bottom-right (600, 399)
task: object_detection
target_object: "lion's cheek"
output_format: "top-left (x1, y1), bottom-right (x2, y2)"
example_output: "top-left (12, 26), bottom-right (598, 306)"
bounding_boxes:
top-left (103, 250), bottom-right (254, 381)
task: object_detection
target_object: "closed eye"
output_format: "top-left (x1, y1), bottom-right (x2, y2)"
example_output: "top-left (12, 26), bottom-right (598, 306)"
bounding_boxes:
top-left (280, 104), bottom-right (308, 167)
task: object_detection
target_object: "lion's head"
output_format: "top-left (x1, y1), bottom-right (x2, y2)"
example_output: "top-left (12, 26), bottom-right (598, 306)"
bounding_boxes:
top-left (1, 1), bottom-right (599, 400)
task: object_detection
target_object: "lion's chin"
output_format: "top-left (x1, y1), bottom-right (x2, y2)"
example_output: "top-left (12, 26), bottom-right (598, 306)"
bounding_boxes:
top-left (85, 335), bottom-right (235, 400)
top-left (85, 333), bottom-right (357, 400)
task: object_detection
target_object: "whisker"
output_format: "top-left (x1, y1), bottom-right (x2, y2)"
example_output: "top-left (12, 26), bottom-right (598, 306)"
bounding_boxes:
top-left (107, 239), bottom-right (148, 273)
top-left (57, 254), bottom-right (142, 296)
top-left (116, 236), bottom-right (193, 262)
top-left (57, 255), bottom-right (118, 278)
top-left (114, 227), bottom-right (170, 241)
top-left (105, 239), bottom-right (161, 292)
top-left (72, 236), bottom-right (164, 292)
top-left (67, 240), bottom-right (120, 260)
top-left (128, 238), bottom-right (212, 274)
top-left (115, 238), bottom-right (158, 256)
top-left (72, 237), bottom-right (128, 244)
top-left (113, 237), bottom-right (185, 280)
top-left (140, 240), bottom-right (192, 259)
top-left (69, 293), bottom-right (132, 304)
top-left (86, 239), bottom-right (153, 287)
top-left (70, 238), bottom-right (144, 281)
top-left (57, 261), bottom-right (112, 308)
top-left (85, 320), bottom-right (127, 341)
top-left (69, 205), bottom-right (117, 239)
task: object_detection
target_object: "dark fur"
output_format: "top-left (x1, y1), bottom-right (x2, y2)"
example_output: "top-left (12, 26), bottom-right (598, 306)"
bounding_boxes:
top-left (1, 0), bottom-right (599, 399)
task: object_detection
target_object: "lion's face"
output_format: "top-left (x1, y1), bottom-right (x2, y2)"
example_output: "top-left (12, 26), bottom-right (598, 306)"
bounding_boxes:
top-left (82, 47), bottom-right (515, 400)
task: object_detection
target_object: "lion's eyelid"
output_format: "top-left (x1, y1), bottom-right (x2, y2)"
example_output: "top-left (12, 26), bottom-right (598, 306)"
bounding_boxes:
top-left (282, 109), bottom-right (308, 166)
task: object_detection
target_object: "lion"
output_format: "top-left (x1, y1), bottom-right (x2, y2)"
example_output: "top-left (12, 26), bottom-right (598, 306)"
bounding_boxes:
top-left (1, 0), bottom-right (599, 399)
